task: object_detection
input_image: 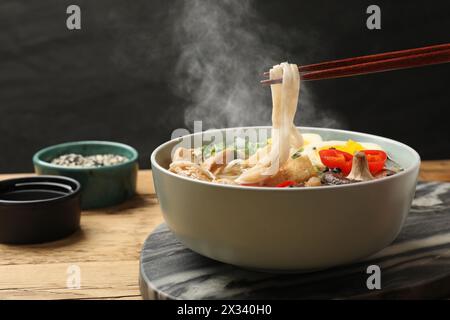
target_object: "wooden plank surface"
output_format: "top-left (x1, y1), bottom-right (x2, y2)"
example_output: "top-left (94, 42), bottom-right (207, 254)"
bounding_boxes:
top-left (1, 161), bottom-right (450, 300)
top-left (419, 160), bottom-right (450, 182)
top-left (0, 170), bottom-right (163, 300)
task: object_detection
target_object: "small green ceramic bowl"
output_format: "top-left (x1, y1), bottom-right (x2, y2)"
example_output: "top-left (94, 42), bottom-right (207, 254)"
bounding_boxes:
top-left (33, 141), bottom-right (139, 209)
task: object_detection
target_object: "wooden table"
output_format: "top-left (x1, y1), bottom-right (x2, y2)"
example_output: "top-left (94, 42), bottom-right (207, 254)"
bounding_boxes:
top-left (1, 161), bottom-right (449, 300)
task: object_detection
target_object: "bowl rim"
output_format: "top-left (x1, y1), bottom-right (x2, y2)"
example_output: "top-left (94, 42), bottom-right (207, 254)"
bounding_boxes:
top-left (0, 175), bottom-right (81, 205)
top-left (151, 126), bottom-right (421, 191)
top-left (33, 140), bottom-right (139, 171)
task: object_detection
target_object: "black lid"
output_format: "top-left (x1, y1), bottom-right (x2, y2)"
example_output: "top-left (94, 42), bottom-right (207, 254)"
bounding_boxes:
top-left (0, 175), bottom-right (81, 244)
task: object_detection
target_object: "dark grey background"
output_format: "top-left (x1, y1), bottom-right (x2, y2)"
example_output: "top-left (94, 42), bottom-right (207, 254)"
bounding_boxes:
top-left (1, 0), bottom-right (449, 173)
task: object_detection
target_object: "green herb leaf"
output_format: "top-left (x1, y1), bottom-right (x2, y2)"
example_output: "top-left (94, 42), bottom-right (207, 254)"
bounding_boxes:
top-left (291, 148), bottom-right (304, 159)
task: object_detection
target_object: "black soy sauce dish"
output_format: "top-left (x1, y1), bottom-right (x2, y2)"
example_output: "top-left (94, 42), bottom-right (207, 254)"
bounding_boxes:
top-left (0, 176), bottom-right (81, 244)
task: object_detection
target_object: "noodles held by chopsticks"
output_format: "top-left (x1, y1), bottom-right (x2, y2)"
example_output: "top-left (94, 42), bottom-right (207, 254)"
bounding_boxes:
top-left (235, 63), bottom-right (302, 184)
top-left (169, 58), bottom-right (402, 187)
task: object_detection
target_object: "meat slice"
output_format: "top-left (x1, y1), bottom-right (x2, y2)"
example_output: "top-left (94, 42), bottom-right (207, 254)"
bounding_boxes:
top-left (169, 161), bottom-right (215, 182)
top-left (264, 155), bottom-right (316, 186)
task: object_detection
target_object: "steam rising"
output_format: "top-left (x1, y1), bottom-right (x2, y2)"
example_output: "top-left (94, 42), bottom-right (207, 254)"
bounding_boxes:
top-left (172, 0), bottom-right (345, 130)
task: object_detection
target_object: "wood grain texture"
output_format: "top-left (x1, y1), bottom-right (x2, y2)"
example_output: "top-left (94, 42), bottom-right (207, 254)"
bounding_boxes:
top-left (0, 170), bottom-right (163, 300)
top-left (420, 160), bottom-right (450, 182)
top-left (0, 163), bottom-right (449, 300)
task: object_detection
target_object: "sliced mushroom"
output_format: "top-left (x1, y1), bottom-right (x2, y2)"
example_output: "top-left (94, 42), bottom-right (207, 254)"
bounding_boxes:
top-left (321, 172), bottom-right (353, 185)
top-left (346, 152), bottom-right (374, 181)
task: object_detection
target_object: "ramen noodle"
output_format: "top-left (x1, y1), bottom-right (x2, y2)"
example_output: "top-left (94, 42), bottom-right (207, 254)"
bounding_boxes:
top-left (169, 62), bottom-right (401, 187)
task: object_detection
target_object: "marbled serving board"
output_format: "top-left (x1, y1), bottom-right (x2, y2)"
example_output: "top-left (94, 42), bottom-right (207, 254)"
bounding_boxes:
top-left (139, 182), bottom-right (450, 299)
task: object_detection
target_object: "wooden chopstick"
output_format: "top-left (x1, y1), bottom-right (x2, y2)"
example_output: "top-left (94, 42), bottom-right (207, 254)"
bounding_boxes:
top-left (263, 43), bottom-right (450, 76)
top-left (261, 43), bottom-right (450, 85)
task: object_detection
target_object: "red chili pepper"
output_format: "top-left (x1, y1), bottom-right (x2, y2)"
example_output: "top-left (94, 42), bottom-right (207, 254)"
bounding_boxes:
top-left (363, 150), bottom-right (387, 174)
top-left (319, 149), bottom-right (353, 175)
top-left (276, 180), bottom-right (296, 188)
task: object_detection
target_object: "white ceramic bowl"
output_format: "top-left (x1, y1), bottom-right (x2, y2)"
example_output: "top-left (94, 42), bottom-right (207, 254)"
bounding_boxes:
top-left (151, 127), bottom-right (420, 271)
